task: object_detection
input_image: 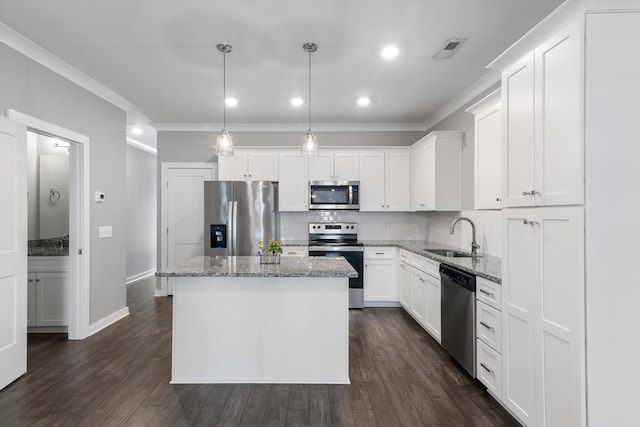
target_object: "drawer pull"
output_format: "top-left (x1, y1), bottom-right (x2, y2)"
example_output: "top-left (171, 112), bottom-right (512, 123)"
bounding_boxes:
top-left (479, 289), bottom-right (494, 297)
top-left (480, 363), bottom-right (494, 374)
top-left (480, 321), bottom-right (494, 330)
top-left (375, 252), bottom-right (385, 255)
top-left (287, 252), bottom-right (296, 255)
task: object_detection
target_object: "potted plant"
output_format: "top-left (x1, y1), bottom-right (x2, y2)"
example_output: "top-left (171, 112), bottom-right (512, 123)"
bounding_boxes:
top-left (258, 240), bottom-right (282, 264)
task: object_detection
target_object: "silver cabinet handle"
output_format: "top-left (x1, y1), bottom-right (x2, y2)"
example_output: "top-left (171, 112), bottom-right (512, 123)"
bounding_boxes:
top-left (386, 205), bottom-right (390, 208)
top-left (480, 321), bottom-right (494, 330)
top-left (375, 252), bottom-right (384, 255)
top-left (479, 289), bottom-right (494, 297)
top-left (522, 191), bottom-right (531, 196)
top-left (420, 203), bottom-right (426, 207)
top-left (496, 198), bottom-right (502, 202)
top-left (400, 264), bottom-right (407, 270)
top-left (287, 252), bottom-right (296, 255)
top-left (35, 279), bottom-right (41, 282)
top-left (28, 279), bottom-right (34, 282)
top-left (480, 363), bottom-right (493, 374)
top-left (381, 204), bottom-right (385, 208)
top-left (523, 219), bottom-right (539, 226)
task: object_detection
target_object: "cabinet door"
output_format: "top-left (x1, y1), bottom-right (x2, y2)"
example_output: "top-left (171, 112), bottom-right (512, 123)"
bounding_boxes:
top-left (534, 207), bottom-right (585, 427)
top-left (534, 20), bottom-right (583, 207)
top-left (503, 209), bottom-right (539, 426)
top-left (334, 153), bottom-right (360, 181)
top-left (475, 102), bottom-right (503, 210)
top-left (502, 53), bottom-right (535, 208)
top-left (412, 146), bottom-right (428, 211)
top-left (27, 273), bottom-right (36, 327)
top-left (247, 152), bottom-right (278, 181)
top-left (359, 152), bottom-right (386, 211)
top-left (385, 152), bottom-right (411, 211)
top-left (409, 268), bottom-right (426, 325)
top-left (218, 154), bottom-right (247, 180)
top-left (424, 273), bottom-right (441, 342)
top-left (35, 272), bottom-right (68, 327)
top-left (398, 262), bottom-right (411, 309)
top-left (308, 153), bottom-right (334, 180)
top-left (424, 142), bottom-right (436, 210)
top-left (278, 153), bottom-right (308, 211)
top-left (364, 259), bottom-right (397, 303)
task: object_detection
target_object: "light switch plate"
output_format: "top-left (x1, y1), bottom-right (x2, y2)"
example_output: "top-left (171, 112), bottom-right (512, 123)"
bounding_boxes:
top-left (99, 226), bottom-right (112, 238)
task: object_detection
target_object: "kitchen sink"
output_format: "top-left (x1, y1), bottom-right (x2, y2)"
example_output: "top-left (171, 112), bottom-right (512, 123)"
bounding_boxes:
top-left (423, 248), bottom-right (477, 258)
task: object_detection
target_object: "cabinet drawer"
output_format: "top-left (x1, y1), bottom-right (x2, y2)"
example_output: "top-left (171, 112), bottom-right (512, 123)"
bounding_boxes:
top-left (409, 253), bottom-right (427, 271)
top-left (364, 247), bottom-right (396, 260)
top-left (476, 301), bottom-right (502, 353)
top-left (399, 249), bottom-right (411, 263)
top-left (477, 339), bottom-right (502, 400)
top-left (282, 246), bottom-right (308, 257)
top-left (476, 276), bottom-right (501, 310)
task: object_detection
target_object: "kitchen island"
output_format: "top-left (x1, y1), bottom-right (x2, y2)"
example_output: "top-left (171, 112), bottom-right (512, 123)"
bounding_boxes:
top-left (156, 255), bottom-right (357, 384)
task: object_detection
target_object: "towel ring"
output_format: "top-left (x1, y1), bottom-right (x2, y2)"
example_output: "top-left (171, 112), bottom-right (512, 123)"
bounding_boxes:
top-left (48, 189), bottom-right (61, 206)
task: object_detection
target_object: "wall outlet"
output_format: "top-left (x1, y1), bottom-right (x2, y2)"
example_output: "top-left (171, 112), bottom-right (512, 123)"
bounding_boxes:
top-left (99, 226), bottom-right (112, 238)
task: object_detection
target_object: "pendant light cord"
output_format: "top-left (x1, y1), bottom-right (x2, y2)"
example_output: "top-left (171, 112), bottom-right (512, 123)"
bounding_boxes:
top-left (223, 50), bottom-right (226, 130)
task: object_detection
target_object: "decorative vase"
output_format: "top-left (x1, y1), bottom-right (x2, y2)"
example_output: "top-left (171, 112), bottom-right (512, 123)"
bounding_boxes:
top-left (260, 253), bottom-right (281, 264)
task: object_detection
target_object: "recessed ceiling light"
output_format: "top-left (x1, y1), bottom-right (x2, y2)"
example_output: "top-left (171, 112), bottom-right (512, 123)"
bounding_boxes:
top-left (380, 45), bottom-right (399, 60)
top-left (225, 97), bottom-right (238, 107)
top-left (131, 127), bottom-right (144, 135)
top-left (357, 97), bottom-right (371, 107)
top-left (290, 97), bottom-right (304, 107)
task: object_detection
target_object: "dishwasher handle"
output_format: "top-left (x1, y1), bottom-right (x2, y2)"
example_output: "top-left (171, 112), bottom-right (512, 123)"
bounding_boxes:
top-left (439, 264), bottom-right (476, 292)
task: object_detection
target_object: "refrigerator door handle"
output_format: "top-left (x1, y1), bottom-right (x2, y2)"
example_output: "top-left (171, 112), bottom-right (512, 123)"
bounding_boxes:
top-left (227, 201), bottom-right (234, 255)
top-left (232, 200), bottom-right (238, 256)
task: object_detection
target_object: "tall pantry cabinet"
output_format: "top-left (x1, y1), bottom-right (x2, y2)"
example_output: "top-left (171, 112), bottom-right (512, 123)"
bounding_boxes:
top-left (495, 15), bottom-right (586, 427)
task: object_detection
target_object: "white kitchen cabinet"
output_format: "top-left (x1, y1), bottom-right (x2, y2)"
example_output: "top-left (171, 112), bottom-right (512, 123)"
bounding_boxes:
top-left (423, 273), bottom-right (441, 342)
top-left (278, 152), bottom-right (309, 211)
top-left (308, 151), bottom-right (359, 181)
top-left (409, 268), bottom-right (427, 325)
top-left (398, 261), bottom-right (411, 309)
top-left (28, 257), bottom-right (70, 330)
top-left (364, 247), bottom-right (398, 306)
top-left (411, 131), bottom-right (462, 211)
top-left (281, 246), bottom-right (308, 257)
top-left (502, 19), bottom-right (583, 208)
top-left (360, 150), bottom-right (411, 212)
top-left (27, 273), bottom-right (36, 327)
top-left (477, 339), bottom-right (503, 400)
top-left (466, 89), bottom-right (502, 210)
top-left (502, 207), bottom-right (585, 427)
top-left (218, 150), bottom-right (279, 181)
top-left (476, 275), bottom-right (504, 400)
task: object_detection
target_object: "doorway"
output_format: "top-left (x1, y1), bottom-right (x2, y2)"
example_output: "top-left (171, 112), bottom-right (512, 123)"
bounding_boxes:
top-left (8, 110), bottom-right (91, 340)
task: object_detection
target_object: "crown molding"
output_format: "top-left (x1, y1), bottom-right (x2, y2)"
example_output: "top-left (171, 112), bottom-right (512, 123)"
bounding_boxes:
top-left (0, 22), bottom-right (135, 112)
top-left (153, 122), bottom-right (428, 132)
top-left (422, 71), bottom-right (501, 131)
top-left (126, 137), bottom-right (157, 155)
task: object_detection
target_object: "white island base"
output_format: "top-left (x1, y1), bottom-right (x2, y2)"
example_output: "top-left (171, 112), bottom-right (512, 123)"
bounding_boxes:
top-left (171, 276), bottom-right (349, 384)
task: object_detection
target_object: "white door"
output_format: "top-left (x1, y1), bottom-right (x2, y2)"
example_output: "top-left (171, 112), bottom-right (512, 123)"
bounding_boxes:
top-left (412, 146), bottom-right (428, 211)
top-left (278, 152), bottom-right (309, 211)
top-left (534, 20), bottom-right (583, 207)
top-left (398, 262), bottom-right (411, 309)
top-left (0, 116), bottom-right (27, 391)
top-left (247, 152), bottom-right (278, 181)
top-left (503, 209), bottom-right (539, 426)
top-left (166, 166), bottom-right (214, 294)
top-left (384, 152), bottom-right (411, 211)
top-left (333, 153), bottom-right (360, 181)
top-left (424, 273), bottom-right (441, 342)
top-left (308, 153), bottom-right (334, 180)
top-left (424, 142), bottom-right (436, 210)
top-left (363, 259), bottom-right (396, 302)
top-left (359, 152), bottom-right (385, 211)
top-left (409, 268), bottom-right (426, 325)
top-left (475, 103), bottom-right (503, 210)
top-left (502, 53), bottom-right (535, 208)
top-left (218, 154), bottom-right (247, 180)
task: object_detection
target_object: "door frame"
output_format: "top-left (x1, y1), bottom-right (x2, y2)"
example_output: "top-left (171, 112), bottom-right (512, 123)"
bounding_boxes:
top-left (8, 109), bottom-right (91, 340)
top-left (159, 162), bottom-right (216, 297)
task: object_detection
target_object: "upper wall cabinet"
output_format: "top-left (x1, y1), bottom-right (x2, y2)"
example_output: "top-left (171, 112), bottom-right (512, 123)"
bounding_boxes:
top-left (218, 150), bottom-right (279, 181)
top-left (502, 19), bottom-right (583, 208)
top-left (278, 151), bottom-right (309, 211)
top-left (360, 150), bottom-right (411, 212)
top-left (412, 131), bottom-right (463, 211)
top-left (309, 151), bottom-right (360, 181)
top-left (466, 89), bottom-right (503, 210)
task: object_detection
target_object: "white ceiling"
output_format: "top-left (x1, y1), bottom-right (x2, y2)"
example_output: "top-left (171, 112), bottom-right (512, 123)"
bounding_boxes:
top-left (0, 0), bottom-right (564, 126)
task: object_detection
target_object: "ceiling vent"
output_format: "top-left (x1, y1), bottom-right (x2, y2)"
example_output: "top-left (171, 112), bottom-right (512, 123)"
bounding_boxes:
top-left (433, 38), bottom-right (466, 60)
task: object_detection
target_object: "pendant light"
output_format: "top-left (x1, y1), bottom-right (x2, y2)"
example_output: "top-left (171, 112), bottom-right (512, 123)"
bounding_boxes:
top-left (301, 42), bottom-right (319, 156)
top-left (214, 43), bottom-right (234, 156)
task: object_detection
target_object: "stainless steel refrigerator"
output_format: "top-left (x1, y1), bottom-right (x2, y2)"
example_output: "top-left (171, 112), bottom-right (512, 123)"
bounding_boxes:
top-left (204, 181), bottom-right (279, 256)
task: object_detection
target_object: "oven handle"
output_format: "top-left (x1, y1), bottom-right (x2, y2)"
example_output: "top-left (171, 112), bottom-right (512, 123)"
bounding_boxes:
top-left (308, 246), bottom-right (364, 252)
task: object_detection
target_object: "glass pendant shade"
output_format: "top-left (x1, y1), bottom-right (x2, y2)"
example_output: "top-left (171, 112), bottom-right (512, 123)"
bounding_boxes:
top-left (215, 129), bottom-right (234, 156)
top-left (301, 130), bottom-right (318, 156)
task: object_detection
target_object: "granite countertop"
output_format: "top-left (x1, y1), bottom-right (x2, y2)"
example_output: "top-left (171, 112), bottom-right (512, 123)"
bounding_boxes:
top-left (28, 247), bottom-right (69, 257)
top-left (361, 240), bottom-right (501, 284)
top-left (156, 255), bottom-right (358, 278)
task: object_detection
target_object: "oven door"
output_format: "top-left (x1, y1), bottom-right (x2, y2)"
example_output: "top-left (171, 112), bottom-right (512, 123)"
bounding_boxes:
top-left (308, 249), bottom-right (363, 290)
top-left (309, 181), bottom-right (359, 210)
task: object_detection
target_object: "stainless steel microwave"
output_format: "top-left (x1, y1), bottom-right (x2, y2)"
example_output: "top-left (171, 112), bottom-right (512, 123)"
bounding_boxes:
top-left (309, 181), bottom-right (360, 210)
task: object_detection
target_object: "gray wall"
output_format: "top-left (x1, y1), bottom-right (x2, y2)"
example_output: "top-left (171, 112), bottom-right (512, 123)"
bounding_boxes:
top-left (0, 42), bottom-right (127, 324)
top-left (126, 145), bottom-right (157, 280)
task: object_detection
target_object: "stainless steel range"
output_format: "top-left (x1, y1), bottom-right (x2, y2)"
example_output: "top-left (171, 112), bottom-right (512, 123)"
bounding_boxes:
top-left (308, 222), bottom-right (364, 308)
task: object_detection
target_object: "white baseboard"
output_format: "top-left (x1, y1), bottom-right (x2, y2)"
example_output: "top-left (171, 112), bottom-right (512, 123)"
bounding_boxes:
top-left (364, 301), bottom-right (402, 308)
top-left (154, 289), bottom-right (167, 297)
top-left (126, 269), bottom-right (156, 284)
top-left (88, 307), bottom-right (129, 337)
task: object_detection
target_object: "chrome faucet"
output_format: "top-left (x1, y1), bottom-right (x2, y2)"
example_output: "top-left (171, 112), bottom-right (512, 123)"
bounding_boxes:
top-left (449, 216), bottom-right (480, 257)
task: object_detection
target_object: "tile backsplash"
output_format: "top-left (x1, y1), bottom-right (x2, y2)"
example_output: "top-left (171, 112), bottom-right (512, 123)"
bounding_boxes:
top-left (280, 211), bottom-right (428, 241)
top-left (424, 210), bottom-right (502, 257)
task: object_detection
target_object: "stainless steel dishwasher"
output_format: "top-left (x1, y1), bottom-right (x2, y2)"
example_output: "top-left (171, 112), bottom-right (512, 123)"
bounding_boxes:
top-left (440, 264), bottom-right (476, 377)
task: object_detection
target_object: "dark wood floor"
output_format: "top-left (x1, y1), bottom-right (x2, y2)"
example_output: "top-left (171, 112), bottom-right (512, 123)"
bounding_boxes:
top-left (0, 277), bottom-right (518, 427)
